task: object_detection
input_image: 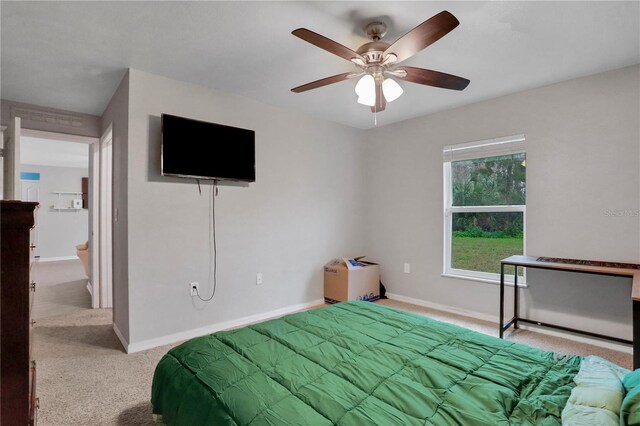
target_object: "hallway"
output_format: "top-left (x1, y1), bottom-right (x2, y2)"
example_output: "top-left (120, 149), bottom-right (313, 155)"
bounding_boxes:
top-left (32, 258), bottom-right (91, 319)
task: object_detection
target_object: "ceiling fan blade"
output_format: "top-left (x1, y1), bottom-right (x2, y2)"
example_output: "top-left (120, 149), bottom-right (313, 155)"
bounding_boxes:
top-left (291, 72), bottom-right (355, 93)
top-left (292, 28), bottom-right (365, 63)
top-left (371, 78), bottom-right (386, 112)
top-left (396, 66), bottom-right (470, 91)
top-left (384, 11), bottom-right (459, 64)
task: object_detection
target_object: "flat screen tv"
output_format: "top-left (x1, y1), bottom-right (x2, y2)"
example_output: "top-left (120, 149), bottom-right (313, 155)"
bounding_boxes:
top-left (161, 114), bottom-right (255, 182)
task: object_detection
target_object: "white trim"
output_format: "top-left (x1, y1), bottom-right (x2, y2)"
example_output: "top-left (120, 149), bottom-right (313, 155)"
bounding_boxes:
top-left (99, 124), bottom-right (113, 308)
top-left (443, 134), bottom-right (526, 154)
top-left (386, 293), bottom-right (632, 354)
top-left (123, 299), bottom-right (325, 354)
top-left (38, 255), bottom-right (79, 262)
top-left (86, 280), bottom-right (92, 296)
top-left (387, 292), bottom-right (497, 323)
top-left (21, 128), bottom-right (99, 145)
top-left (441, 272), bottom-right (528, 287)
top-left (449, 205), bottom-right (526, 213)
top-left (3, 117), bottom-right (21, 200)
top-left (445, 267), bottom-right (527, 285)
top-left (89, 140), bottom-right (100, 309)
top-left (442, 162), bottom-right (452, 275)
top-left (517, 324), bottom-right (632, 354)
top-left (443, 134), bottom-right (526, 162)
top-left (112, 321), bottom-right (129, 352)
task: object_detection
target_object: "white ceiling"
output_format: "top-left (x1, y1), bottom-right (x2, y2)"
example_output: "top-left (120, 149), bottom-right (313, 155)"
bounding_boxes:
top-left (2, 1), bottom-right (639, 129)
top-left (21, 137), bottom-right (89, 169)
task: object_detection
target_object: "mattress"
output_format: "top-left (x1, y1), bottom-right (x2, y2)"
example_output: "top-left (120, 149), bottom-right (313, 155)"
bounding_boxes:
top-left (151, 301), bottom-right (582, 425)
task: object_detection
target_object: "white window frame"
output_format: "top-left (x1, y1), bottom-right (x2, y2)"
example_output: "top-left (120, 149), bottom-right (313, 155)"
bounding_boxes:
top-left (442, 145), bottom-right (526, 285)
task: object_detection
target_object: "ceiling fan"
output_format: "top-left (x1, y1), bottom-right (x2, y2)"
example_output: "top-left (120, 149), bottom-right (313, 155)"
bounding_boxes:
top-left (291, 10), bottom-right (470, 113)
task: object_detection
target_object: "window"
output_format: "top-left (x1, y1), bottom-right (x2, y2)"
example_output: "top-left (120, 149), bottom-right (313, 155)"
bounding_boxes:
top-left (443, 135), bottom-right (526, 283)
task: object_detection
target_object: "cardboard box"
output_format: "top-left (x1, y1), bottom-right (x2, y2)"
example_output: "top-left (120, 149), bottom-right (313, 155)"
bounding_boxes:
top-left (324, 257), bottom-right (380, 304)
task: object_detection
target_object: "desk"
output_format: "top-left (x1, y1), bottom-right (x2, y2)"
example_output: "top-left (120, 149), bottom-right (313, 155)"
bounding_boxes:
top-left (499, 255), bottom-right (640, 369)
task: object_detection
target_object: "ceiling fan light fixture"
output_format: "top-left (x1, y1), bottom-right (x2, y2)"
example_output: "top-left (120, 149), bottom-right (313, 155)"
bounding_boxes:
top-left (355, 74), bottom-right (375, 97)
top-left (355, 74), bottom-right (376, 106)
top-left (357, 95), bottom-right (375, 107)
top-left (382, 78), bottom-right (403, 102)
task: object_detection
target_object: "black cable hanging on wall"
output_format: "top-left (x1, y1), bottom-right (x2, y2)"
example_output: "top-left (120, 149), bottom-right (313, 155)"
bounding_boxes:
top-left (193, 179), bottom-right (218, 302)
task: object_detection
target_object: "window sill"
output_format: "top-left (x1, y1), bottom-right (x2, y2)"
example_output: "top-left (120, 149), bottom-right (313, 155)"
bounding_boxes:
top-left (441, 273), bottom-right (528, 288)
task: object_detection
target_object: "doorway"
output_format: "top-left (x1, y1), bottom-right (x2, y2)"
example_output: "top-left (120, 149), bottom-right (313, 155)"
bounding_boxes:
top-left (2, 121), bottom-right (113, 315)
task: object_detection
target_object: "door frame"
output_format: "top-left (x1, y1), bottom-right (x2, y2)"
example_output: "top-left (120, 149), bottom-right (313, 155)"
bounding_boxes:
top-left (0, 124), bottom-right (5, 199)
top-left (2, 117), bottom-right (21, 200)
top-left (19, 129), bottom-right (107, 308)
top-left (98, 125), bottom-right (113, 308)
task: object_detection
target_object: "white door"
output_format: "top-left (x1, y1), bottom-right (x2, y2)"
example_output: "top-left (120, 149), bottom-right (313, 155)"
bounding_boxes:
top-left (99, 126), bottom-right (113, 308)
top-left (21, 180), bottom-right (39, 202)
top-left (3, 117), bottom-right (21, 200)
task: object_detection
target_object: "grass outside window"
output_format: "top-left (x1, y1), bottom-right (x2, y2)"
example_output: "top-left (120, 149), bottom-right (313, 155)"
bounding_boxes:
top-left (452, 236), bottom-right (524, 276)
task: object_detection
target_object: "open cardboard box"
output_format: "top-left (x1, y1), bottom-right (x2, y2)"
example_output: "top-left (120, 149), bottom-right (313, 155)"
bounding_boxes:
top-left (324, 256), bottom-right (380, 304)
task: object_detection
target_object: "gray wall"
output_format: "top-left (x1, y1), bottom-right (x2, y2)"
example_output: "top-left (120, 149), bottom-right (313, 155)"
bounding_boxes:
top-left (108, 65), bottom-right (639, 349)
top-left (124, 70), bottom-right (367, 344)
top-left (365, 65), bottom-right (640, 339)
top-left (101, 71), bottom-right (130, 340)
top-left (19, 164), bottom-right (89, 259)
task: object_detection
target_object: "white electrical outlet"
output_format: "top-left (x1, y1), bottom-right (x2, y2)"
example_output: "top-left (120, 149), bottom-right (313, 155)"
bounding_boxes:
top-left (404, 263), bottom-right (411, 274)
top-left (256, 273), bottom-right (263, 285)
top-left (190, 282), bottom-right (199, 296)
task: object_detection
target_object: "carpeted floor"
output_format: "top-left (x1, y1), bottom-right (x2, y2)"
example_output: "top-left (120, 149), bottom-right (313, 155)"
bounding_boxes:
top-left (32, 259), bottom-right (92, 319)
top-left (33, 298), bottom-right (632, 425)
top-left (34, 309), bottom-right (164, 425)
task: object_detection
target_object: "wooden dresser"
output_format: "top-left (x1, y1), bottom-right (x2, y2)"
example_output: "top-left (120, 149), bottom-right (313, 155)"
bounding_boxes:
top-left (1, 201), bottom-right (39, 425)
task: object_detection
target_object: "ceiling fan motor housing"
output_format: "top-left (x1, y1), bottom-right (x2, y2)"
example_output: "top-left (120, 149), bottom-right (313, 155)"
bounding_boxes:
top-left (364, 21), bottom-right (388, 41)
top-left (356, 41), bottom-right (391, 65)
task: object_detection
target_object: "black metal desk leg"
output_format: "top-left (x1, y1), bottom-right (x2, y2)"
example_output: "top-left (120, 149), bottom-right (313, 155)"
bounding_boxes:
top-left (634, 300), bottom-right (639, 370)
top-left (514, 266), bottom-right (519, 329)
top-left (499, 263), bottom-right (505, 338)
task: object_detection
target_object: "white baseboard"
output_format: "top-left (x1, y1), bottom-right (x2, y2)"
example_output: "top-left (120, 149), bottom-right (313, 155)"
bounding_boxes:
top-left (112, 322), bottom-right (129, 352)
top-left (386, 292), bottom-right (498, 323)
top-left (86, 280), bottom-right (92, 296)
top-left (385, 292), bottom-right (632, 354)
top-left (124, 298), bottom-right (325, 354)
top-left (38, 255), bottom-right (79, 262)
top-left (516, 324), bottom-right (632, 354)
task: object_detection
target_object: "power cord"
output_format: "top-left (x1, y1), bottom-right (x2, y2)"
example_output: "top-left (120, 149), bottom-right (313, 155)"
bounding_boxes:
top-left (193, 179), bottom-right (218, 301)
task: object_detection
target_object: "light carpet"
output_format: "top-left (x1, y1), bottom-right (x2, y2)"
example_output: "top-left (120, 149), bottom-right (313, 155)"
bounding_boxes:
top-left (32, 259), bottom-right (92, 319)
top-left (34, 299), bottom-right (631, 425)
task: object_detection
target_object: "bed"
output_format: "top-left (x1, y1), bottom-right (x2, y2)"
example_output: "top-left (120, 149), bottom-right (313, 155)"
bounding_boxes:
top-left (151, 301), bottom-right (640, 425)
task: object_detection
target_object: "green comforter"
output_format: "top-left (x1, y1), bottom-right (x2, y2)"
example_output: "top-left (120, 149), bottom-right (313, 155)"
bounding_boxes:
top-left (151, 301), bottom-right (581, 425)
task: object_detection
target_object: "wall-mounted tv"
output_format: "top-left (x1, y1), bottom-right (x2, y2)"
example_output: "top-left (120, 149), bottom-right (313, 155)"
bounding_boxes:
top-left (161, 114), bottom-right (255, 182)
